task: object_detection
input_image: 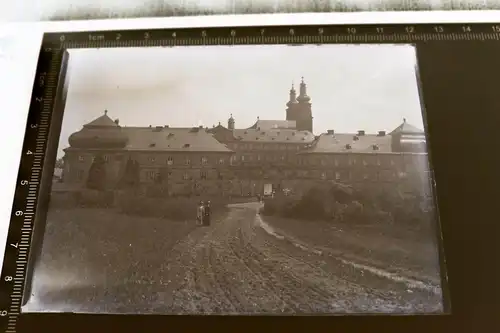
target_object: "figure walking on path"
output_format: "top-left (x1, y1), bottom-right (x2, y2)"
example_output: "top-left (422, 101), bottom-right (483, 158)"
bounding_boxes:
top-left (197, 201), bottom-right (205, 226)
top-left (203, 200), bottom-right (211, 226)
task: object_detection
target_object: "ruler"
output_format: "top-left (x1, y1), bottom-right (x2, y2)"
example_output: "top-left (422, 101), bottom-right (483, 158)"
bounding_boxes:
top-left (1, 22), bottom-right (499, 332)
top-left (39, 23), bottom-right (500, 48)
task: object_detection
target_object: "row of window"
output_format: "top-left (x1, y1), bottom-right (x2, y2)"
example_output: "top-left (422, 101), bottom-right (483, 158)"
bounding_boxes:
top-left (74, 168), bottom-right (410, 183)
top-left (146, 170), bottom-right (222, 181)
top-left (78, 155), bottom-right (110, 162)
top-left (231, 154), bottom-right (399, 166)
top-left (76, 154), bottom-right (425, 168)
top-left (228, 143), bottom-right (303, 151)
top-left (78, 155), bottom-right (226, 165)
top-left (145, 170), bottom-right (409, 181)
top-left (303, 157), bottom-right (396, 167)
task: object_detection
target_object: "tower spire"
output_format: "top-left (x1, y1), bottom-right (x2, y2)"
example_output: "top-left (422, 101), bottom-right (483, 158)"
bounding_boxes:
top-left (228, 113), bottom-right (235, 130)
top-left (297, 76), bottom-right (311, 103)
top-left (287, 81), bottom-right (298, 107)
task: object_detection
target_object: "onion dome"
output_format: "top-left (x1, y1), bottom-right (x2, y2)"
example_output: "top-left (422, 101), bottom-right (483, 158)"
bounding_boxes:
top-left (68, 110), bottom-right (129, 149)
top-left (296, 77), bottom-right (311, 103)
top-left (286, 82), bottom-right (298, 107)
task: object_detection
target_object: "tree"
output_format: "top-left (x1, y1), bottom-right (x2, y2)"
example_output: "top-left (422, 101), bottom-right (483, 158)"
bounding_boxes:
top-left (117, 157), bottom-right (140, 190)
top-left (86, 155), bottom-right (107, 191)
top-left (55, 157), bottom-right (64, 169)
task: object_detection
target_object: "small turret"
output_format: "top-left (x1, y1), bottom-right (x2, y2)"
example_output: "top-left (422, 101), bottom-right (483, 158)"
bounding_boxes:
top-left (228, 114), bottom-right (235, 130)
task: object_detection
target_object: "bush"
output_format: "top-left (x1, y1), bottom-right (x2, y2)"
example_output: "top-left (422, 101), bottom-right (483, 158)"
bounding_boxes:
top-left (77, 189), bottom-right (115, 208)
top-left (86, 155), bottom-right (107, 191)
top-left (116, 192), bottom-right (229, 221)
top-left (49, 189), bottom-right (115, 209)
top-left (262, 182), bottom-right (434, 229)
top-left (117, 158), bottom-right (140, 190)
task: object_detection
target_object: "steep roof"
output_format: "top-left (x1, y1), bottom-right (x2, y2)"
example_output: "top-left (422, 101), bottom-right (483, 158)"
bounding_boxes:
top-left (247, 119), bottom-right (297, 130)
top-left (299, 132), bottom-right (393, 154)
top-left (233, 128), bottom-right (315, 143)
top-left (83, 111), bottom-right (118, 128)
top-left (121, 126), bottom-right (233, 152)
top-left (389, 120), bottom-right (424, 135)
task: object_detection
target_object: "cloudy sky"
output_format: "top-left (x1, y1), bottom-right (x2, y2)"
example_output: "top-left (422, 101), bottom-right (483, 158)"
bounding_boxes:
top-left (57, 44), bottom-right (424, 158)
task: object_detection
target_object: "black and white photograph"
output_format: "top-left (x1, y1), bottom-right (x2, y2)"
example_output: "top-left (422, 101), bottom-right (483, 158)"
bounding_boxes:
top-left (24, 44), bottom-right (444, 315)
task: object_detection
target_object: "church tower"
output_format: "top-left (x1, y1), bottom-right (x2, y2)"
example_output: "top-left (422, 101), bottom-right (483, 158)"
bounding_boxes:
top-left (228, 114), bottom-right (235, 130)
top-left (286, 77), bottom-right (313, 133)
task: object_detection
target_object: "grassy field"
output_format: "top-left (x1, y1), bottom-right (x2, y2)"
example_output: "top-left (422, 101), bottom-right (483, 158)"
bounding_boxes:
top-left (262, 214), bottom-right (443, 285)
top-left (38, 207), bottom-right (199, 287)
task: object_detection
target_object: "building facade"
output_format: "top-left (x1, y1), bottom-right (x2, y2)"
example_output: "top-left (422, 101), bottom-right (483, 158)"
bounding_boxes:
top-left (61, 78), bottom-right (431, 197)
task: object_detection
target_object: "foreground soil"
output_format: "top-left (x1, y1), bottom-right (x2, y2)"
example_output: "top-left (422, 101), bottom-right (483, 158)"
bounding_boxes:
top-left (262, 213), bottom-right (443, 285)
top-left (25, 202), bottom-right (443, 314)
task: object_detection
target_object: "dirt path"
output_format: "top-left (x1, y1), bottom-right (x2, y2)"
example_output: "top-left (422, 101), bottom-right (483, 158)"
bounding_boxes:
top-left (24, 203), bottom-right (443, 314)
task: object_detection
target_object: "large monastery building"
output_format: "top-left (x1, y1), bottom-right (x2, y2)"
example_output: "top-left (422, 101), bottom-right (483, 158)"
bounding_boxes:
top-left (61, 78), bottom-right (430, 197)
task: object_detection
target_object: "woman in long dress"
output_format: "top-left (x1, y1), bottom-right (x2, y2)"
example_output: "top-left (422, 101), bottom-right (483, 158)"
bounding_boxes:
top-left (197, 201), bottom-right (205, 226)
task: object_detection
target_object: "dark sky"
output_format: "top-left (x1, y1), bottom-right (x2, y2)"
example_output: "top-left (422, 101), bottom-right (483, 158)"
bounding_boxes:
top-left (57, 44), bottom-right (424, 157)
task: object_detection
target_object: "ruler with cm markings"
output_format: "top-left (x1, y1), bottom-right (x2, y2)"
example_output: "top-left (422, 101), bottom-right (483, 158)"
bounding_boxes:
top-left (1, 22), bottom-right (499, 332)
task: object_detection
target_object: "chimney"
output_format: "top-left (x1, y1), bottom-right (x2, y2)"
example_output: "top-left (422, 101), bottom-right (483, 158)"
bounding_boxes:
top-left (199, 125), bottom-right (203, 129)
top-left (165, 125), bottom-right (169, 128)
top-left (357, 130), bottom-right (365, 136)
top-left (149, 125), bottom-right (152, 128)
top-left (327, 129), bottom-right (334, 135)
top-left (378, 130), bottom-right (386, 136)
top-left (114, 119), bottom-right (119, 125)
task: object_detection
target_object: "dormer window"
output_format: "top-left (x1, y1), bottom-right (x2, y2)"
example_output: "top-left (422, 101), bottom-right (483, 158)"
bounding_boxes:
top-left (372, 144), bottom-right (379, 151)
top-left (149, 143), bottom-right (156, 147)
top-left (353, 136), bottom-right (359, 141)
top-left (183, 143), bottom-right (190, 148)
top-left (345, 144), bottom-right (352, 150)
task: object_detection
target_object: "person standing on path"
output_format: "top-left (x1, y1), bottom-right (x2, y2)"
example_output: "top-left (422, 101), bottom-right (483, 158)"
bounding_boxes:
top-left (197, 201), bottom-right (205, 226)
top-left (203, 200), bottom-right (211, 226)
